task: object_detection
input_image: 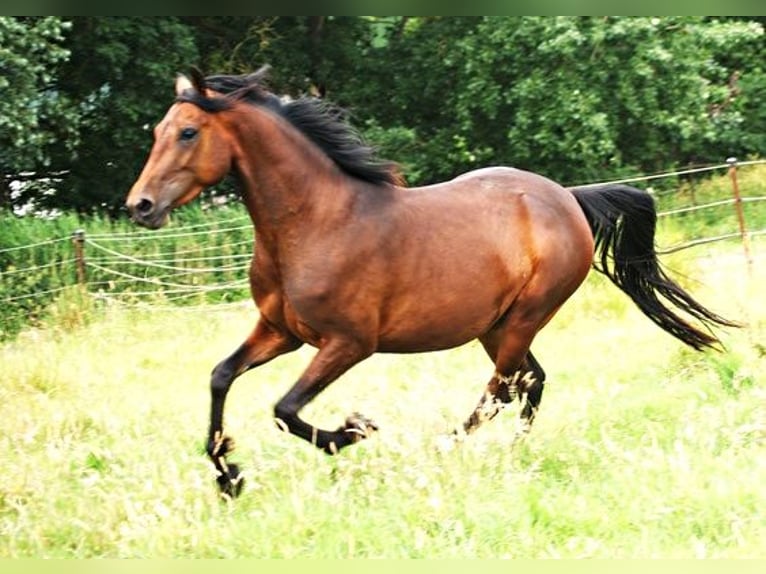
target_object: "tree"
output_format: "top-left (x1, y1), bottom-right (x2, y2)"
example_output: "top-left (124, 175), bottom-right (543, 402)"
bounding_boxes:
top-left (362, 17), bottom-right (764, 186)
top-left (702, 16), bottom-right (766, 161)
top-left (186, 16), bottom-right (381, 100)
top-left (333, 17), bottom-right (485, 184)
top-left (49, 17), bottom-right (198, 213)
top-left (4, 17), bottom-right (763, 214)
top-left (0, 17), bottom-right (79, 212)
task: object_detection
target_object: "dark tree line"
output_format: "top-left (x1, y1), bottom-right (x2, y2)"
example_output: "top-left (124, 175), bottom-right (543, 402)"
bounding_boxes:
top-left (1, 16), bottom-right (764, 215)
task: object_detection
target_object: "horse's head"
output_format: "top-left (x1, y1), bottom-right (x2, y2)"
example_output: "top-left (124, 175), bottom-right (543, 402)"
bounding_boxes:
top-left (126, 71), bottom-right (233, 229)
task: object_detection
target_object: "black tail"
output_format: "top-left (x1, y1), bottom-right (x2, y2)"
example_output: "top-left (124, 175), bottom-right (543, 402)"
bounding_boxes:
top-left (570, 184), bottom-right (739, 351)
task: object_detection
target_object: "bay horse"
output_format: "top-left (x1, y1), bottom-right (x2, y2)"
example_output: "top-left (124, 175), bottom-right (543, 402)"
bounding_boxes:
top-left (125, 67), bottom-right (737, 498)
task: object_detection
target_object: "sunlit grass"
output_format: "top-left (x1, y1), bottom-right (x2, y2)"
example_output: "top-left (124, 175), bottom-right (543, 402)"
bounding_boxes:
top-left (0, 243), bottom-right (764, 557)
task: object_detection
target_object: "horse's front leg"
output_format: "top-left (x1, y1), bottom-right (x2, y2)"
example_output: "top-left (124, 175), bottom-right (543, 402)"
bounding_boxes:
top-left (273, 336), bottom-right (376, 454)
top-left (208, 319), bottom-right (301, 498)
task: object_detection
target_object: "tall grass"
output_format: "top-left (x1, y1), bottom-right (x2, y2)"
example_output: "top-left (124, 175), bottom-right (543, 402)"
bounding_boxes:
top-left (0, 239), bottom-right (763, 557)
top-left (0, 203), bottom-right (252, 340)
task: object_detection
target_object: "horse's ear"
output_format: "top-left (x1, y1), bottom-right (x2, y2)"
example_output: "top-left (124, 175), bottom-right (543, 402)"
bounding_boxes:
top-left (175, 74), bottom-right (193, 96)
top-left (190, 66), bottom-right (207, 93)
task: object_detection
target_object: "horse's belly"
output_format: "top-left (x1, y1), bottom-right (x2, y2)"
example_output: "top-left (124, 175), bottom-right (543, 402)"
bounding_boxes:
top-left (376, 327), bottom-right (484, 353)
top-left (375, 288), bottom-right (513, 353)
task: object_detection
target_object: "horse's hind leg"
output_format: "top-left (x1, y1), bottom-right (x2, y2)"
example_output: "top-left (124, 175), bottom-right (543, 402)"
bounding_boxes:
top-left (461, 351), bottom-right (545, 436)
top-left (208, 318), bottom-right (301, 498)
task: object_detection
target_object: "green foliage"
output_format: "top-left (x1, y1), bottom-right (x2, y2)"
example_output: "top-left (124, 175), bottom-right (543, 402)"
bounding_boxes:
top-left (0, 211), bottom-right (84, 339)
top-left (370, 16), bottom-right (764, 185)
top-left (356, 17), bottom-right (484, 182)
top-left (0, 17), bottom-right (74, 165)
top-left (50, 17), bottom-right (198, 213)
top-left (0, 17), bottom-right (80, 208)
top-left (0, 203), bottom-right (252, 341)
top-left (2, 16), bottom-right (764, 211)
top-left (361, 120), bottom-right (424, 183)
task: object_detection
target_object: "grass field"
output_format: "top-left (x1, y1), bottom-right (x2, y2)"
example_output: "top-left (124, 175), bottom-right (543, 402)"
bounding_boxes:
top-left (0, 240), bottom-right (764, 558)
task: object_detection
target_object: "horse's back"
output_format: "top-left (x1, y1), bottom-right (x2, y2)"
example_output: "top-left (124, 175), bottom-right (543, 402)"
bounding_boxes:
top-left (449, 166), bottom-right (582, 211)
top-left (450, 166), bottom-right (595, 304)
top-left (354, 166), bottom-right (596, 352)
top-left (406, 166), bottom-right (593, 262)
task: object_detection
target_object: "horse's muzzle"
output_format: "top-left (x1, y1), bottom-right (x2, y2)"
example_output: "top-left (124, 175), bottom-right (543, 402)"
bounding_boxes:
top-left (126, 197), bottom-right (169, 229)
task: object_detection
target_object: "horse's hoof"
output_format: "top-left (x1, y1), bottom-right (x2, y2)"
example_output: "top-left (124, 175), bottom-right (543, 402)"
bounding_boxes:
top-left (216, 463), bottom-right (245, 499)
top-left (344, 412), bottom-right (378, 441)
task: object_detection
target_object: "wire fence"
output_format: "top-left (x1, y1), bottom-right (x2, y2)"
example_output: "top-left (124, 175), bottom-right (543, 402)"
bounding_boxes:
top-left (1, 159), bottom-right (764, 338)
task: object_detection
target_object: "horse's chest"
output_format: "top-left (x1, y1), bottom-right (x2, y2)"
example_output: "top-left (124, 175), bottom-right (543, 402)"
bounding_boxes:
top-left (251, 283), bottom-right (323, 347)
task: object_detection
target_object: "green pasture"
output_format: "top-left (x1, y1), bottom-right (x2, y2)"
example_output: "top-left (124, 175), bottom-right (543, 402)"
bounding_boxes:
top-left (0, 238), bottom-right (763, 557)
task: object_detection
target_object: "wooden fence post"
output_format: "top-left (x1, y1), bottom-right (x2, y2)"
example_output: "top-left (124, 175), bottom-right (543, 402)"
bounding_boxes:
top-left (727, 157), bottom-right (752, 270)
top-left (72, 229), bottom-right (86, 288)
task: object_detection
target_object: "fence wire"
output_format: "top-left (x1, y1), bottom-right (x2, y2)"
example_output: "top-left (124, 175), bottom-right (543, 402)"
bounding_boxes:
top-left (1, 160), bottom-right (764, 324)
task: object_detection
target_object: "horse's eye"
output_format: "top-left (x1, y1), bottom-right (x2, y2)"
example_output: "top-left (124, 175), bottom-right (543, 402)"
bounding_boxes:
top-left (179, 127), bottom-right (198, 142)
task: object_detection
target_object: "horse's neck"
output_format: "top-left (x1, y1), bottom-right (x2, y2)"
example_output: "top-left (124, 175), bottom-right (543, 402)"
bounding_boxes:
top-left (228, 106), bottom-right (351, 233)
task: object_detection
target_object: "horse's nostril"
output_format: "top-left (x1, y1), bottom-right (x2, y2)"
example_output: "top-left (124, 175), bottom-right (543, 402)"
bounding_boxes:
top-left (136, 198), bottom-right (154, 215)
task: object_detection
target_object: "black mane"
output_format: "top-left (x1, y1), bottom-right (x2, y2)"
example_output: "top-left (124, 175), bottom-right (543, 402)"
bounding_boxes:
top-left (176, 70), bottom-right (401, 187)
